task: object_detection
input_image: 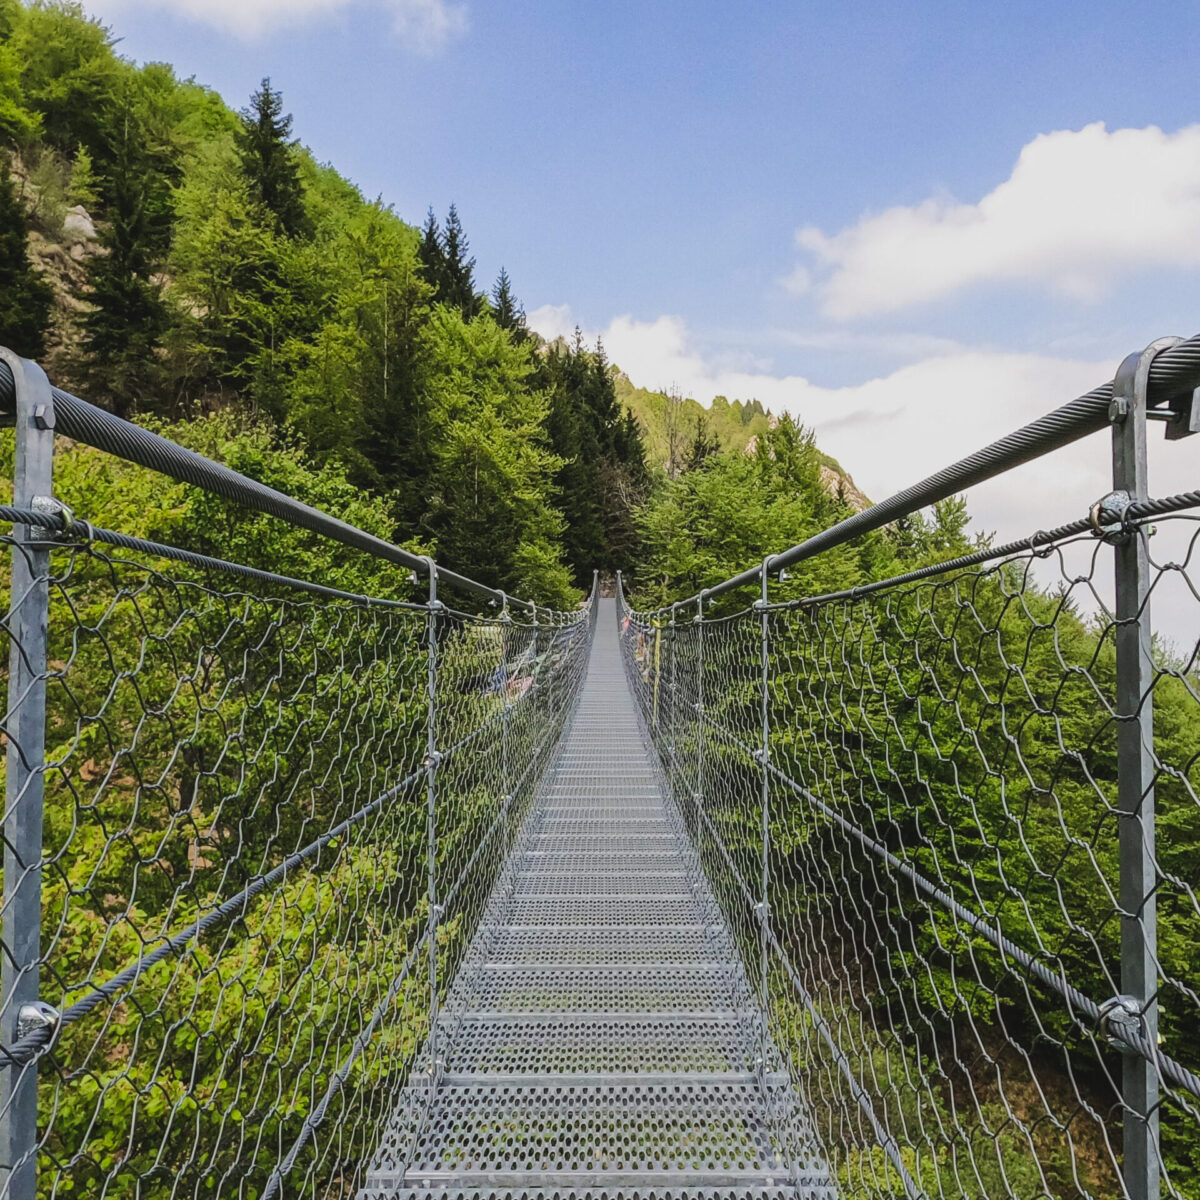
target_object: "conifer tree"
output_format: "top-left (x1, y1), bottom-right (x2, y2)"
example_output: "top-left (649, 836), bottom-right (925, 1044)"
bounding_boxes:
top-left (418, 206), bottom-right (446, 296)
top-left (79, 112), bottom-right (168, 415)
top-left (491, 266), bottom-right (526, 336)
top-left (237, 77), bottom-right (309, 238)
top-left (0, 158), bottom-right (53, 358)
top-left (440, 203), bottom-right (480, 319)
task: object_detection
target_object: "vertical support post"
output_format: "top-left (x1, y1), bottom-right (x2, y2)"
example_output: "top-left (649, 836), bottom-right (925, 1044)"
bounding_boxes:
top-left (652, 620), bottom-right (661, 729)
top-left (756, 561), bottom-right (772, 1070)
top-left (693, 595), bottom-right (706, 828)
top-left (666, 610), bottom-right (678, 796)
top-left (0, 351), bottom-right (55, 1200)
top-left (498, 594), bottom-right (513, 866)
top-left (1109, 340), bottom-right (1172, 1200)
top-left (423, 564), bottom-right (443, 1081)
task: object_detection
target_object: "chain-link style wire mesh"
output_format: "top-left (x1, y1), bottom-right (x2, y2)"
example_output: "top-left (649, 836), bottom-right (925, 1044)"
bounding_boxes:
top-left (621, 508), bottom-right (1200, 1200)
top-left (0, 520), bottom-right (592, 1200)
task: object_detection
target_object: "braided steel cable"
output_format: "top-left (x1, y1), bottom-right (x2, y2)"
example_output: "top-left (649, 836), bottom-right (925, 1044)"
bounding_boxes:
top-left (0, 368), bottom-right (545, 613)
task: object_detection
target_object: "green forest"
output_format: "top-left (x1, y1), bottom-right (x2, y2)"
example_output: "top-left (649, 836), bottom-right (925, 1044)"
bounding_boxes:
top-left (3, 4), bottom-right (1199, 1200)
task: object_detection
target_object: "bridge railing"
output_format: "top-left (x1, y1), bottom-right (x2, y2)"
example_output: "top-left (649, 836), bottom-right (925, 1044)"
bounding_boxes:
top-left (619, 335), bottom-right (1200, 1200)
top-left (0, 352), bottom-right (595, 1199)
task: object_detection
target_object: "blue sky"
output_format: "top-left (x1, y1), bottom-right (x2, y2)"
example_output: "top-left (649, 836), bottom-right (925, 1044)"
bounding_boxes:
top-left (88, 0), bottom-right (1200, 560)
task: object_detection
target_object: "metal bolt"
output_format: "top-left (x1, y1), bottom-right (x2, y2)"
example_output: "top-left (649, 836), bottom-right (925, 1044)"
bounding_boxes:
top-left (1108, 396), bottom-right (1130, 423)
top-left (32, 403), bottom-right (54, 431)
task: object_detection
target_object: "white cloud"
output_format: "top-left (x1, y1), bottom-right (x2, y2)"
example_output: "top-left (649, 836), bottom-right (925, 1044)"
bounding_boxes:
top-left (794, 123), bottom-right (1200, 319)
top-left (94, 0), bottom-right (468, 47)
top-left (388, 0), bottom-right (467, 52)
top-left (527, 305), bottom-right (1196, 555)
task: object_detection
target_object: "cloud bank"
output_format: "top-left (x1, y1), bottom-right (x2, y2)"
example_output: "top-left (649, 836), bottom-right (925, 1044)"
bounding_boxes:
top-left (793, 123), bottom-right (1200, 318)
top-left (95, 0), bottom-right (468, 47)
top-left (529, 304), bottom-right (1200, 558)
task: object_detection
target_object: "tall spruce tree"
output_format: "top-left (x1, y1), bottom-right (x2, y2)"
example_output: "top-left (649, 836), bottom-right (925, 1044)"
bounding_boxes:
top-left (237, 77), bottom-right (309, 238)
top-left (440, 203), bottom-right (479, 319)
top-left (79, 108), bottom-right (169, 416)
top-left (0, 159), bottom-right (53, 358)
top-left (491, 266), bottom-right (525, 336)
top-left (418, 207), bottom-right (447, 297)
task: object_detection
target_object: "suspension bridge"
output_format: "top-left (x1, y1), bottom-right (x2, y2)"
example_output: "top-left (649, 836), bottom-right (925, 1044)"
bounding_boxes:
top-left (2, 336), bottom-right (1200, 1200)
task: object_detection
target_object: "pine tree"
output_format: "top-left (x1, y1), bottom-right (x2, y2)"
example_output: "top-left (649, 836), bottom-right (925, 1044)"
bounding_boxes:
top-left (79, 113), bottom-right (168, 416)
top-left (418, 207), bottom-right (446, 297)
top-left (440, 203), bottom-right (480, 319)
top-left (684, 413), bottom-right (719, 470)
top-left (237, 77), bottom-right (309, 239)
top-left (0, 158), bottom-right (53, 358)
top-left (491, 266), bottom-right (526, 336)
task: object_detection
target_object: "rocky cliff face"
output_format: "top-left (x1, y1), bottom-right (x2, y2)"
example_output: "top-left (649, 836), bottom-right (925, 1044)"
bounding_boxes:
top-left (819, 463), bottom-right (871, 512)
top-left (12, 153), bottom-right (103, 376)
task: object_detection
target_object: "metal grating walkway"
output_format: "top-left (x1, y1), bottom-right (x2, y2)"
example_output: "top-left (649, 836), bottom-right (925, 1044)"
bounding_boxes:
top-left (360, 600), bottom-right (834, 1200)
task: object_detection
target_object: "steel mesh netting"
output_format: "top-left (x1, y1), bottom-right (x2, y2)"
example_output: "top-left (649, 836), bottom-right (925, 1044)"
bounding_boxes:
top-left (620, 511), bottom-right (1200, 1200)
top-left (0, 524), bottom-right (592, 1200)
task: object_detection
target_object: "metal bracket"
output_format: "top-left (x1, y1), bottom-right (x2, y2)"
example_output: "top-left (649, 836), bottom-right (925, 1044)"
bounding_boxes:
top-left (1112, 335), bottom-right (1183, 436)
top-left (1155, 386), bottom-right (1200, 441)
top-left (752, 599), bottom-right (769, 613)
top-left (422, 750), bottom-right (442, 770)
top-left (16, 1002), bottom-right (59, 1043)
top-left (751, 746), bottom-right (770, 765)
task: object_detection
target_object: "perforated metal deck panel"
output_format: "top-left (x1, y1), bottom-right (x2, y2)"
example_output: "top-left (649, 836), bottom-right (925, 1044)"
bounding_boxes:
top-left (359, 601), bottom-right (834, 1200)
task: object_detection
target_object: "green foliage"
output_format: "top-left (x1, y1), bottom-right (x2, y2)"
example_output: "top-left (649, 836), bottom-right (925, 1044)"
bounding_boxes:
top-left (422, 307), bottom-right (575, 605)
top-left (0, 154), bottom-right (52, 356)
top-left (617, 376), bottom-right (775, 472)
top-left (633, 415), bottom-right (891, 606)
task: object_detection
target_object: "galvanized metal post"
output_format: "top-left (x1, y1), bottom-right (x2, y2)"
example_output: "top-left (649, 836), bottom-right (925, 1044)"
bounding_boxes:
top-left (498, 593), bottom-right (512, 866)
top-left (666, 610), bottom-right (678, 798)
top-left (0, 351), bottom-right (55, 1200)
top-left (1109, 340), bottom-right (1171, 1200)
top-left (424, 563), bottom-right (443, 1081)
top-left (756, 561), bottom-right (772, 1069)
top-left (693, 595), bottom-right (706, 826)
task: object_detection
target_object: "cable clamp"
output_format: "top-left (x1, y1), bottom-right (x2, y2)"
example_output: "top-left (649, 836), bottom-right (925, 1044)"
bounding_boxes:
top-left (1098, 994), bottom-right (1147, 1054)
top-left (423, 750), bottom-right (442, 770)
top-left (751, 747), bottom-right (770, 765)
top-left (1088, 490), bottom-right (1133, 543)
top-left (752, 599), bottom-right (769, 612)
top-left (17, 1001), bottom-right (59, 1042)
top-left (31, 495), bottom-right (73, 534)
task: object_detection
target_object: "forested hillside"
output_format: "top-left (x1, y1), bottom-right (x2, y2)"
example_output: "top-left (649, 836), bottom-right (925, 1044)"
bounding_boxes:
top-left (0, 0), bottom-right (653, 603)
